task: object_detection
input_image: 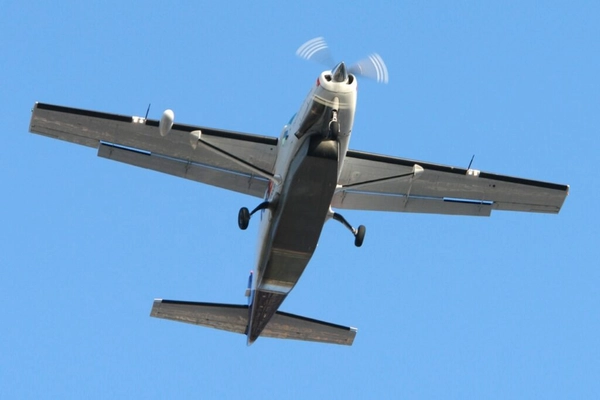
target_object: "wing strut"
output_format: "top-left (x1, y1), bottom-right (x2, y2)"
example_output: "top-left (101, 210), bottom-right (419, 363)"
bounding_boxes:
top-left (190, 130), bottom-right (277, 183)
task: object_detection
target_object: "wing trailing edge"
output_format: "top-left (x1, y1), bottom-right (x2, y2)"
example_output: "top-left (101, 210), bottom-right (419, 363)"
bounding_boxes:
top-left (150, 299), bottom-right (357, 346)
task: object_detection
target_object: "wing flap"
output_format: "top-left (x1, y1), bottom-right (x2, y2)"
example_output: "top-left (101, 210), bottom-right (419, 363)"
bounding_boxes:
top-left (98, 144), bottom-right (268, 198)
top-left (332, 191), bottom-right (492, 216)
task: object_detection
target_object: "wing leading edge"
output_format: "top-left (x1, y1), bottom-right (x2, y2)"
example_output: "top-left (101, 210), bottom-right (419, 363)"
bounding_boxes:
top-left (150, 299), bottom-right (357, 345)
top-left (334, 149), bottom-right (568, 215)
top-left (29, 102), bottom-right (278, 198)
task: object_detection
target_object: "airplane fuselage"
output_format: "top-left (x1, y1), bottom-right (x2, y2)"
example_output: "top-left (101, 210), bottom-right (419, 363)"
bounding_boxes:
top-left (247, 64), bottom-right (357, 343)
top-left (29, 47), bottom-right (568, 346)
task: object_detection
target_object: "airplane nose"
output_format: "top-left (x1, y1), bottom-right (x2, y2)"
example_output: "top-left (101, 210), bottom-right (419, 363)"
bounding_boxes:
top-left (332, 62), bottom-right (348, 82)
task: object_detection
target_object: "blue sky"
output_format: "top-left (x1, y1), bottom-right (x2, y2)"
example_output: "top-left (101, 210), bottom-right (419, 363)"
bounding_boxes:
top-left (3, 1), bottom-right (599, 398)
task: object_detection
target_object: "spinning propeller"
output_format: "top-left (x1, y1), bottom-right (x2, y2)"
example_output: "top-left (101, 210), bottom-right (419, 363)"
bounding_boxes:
top-left (296, 37), bottom-right (389, 84)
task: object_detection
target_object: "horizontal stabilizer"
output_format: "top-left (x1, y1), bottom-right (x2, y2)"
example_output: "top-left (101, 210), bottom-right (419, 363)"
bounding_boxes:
top-left (151, 300), bottom-right (248, 334)
top-left (151, 299), bottom-right (357, 346)
top-left (262, 309), bottom-right (357, 345)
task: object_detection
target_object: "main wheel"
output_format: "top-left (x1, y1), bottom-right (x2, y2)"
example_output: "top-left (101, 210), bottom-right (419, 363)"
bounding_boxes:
top-left (354, 225), bottom-right (366, 247)
top-left (238, 207), bottom-right (250, 230)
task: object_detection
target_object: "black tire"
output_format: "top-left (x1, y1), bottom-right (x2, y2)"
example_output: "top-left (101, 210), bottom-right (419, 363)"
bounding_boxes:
top-left (354, 225), bottom-right (366, 247)
top-left (238, 207), bottom-right (250, 230)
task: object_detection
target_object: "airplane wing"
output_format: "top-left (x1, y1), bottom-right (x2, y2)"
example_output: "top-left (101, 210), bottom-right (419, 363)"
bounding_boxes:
top-left (151, 299), bottom-right (357, 345)
top-left (334, 149), bottom-right (569, 216)
top-left (29, 103), bottom-right (278, 198)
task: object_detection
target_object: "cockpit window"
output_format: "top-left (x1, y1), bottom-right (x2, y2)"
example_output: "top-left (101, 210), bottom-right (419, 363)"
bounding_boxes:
top-left (288, 113), bottom-right (296, 124)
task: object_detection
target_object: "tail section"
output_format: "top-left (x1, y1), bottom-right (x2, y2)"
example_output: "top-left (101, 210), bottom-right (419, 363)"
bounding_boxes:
top-left (151, 300), bottom-right (248, 335)
top-left (262, 308), bottom-right (357, 345)
top-left (150, 299), bottom-right (357, 346)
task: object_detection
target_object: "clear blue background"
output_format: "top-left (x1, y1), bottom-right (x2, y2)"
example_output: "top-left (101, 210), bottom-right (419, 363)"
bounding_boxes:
top-left (3, 1), bottom-right (598, 398)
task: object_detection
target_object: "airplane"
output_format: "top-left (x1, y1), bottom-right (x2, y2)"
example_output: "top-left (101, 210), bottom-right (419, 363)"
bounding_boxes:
top-left (28, 39), bottom-right (568, 346)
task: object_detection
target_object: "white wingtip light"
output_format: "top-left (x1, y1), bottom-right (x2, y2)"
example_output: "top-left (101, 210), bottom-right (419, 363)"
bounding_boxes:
top-left (159, 109), bottom-right (174, 137)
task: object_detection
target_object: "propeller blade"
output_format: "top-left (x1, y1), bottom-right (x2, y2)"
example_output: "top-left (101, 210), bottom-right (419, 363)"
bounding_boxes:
top-left (296, 37), bottom-right (335, 66)
top-left (349, 53), bottom-right (389, 84)
top-left (297, 38), bottom-right (389, 84)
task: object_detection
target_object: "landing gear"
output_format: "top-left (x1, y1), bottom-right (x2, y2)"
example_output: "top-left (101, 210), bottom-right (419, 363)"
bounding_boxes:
top-left (329, 119), bottom-right (340, 138)
top-left (332, 211), bottom-right (366, 247)
top-left (326, 97), bottom-right (340, 139)
top-left (238, 207), bottom-right (250, 230)
top-left (238, 201), bottom-right (270, 230)
top-left (354, 225), bottom-right (366, 247)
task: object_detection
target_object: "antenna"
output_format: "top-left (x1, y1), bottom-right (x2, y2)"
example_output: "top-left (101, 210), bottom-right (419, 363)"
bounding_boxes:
top-left (144, 103), bottom-right (151, 120)
top-left (467, 154), bottom-right (475, 170)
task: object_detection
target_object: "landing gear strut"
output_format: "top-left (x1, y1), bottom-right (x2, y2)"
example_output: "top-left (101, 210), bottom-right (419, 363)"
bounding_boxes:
top-left (327, 97), bottom-right (341, 139)
top-left (332, 211), bottom-right (366, 247)
top-left (328, 111), bottom-right (340, 138)
top-left (238, 201), bottom-right (270, 230)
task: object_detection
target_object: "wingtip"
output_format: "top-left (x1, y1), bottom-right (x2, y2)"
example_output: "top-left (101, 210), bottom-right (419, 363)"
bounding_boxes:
top-left (150, 298), bottom-right (164, 317)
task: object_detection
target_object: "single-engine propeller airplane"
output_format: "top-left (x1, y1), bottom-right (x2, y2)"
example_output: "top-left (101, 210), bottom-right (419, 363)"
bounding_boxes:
top-left (28, 38), bottom-right (568, 346)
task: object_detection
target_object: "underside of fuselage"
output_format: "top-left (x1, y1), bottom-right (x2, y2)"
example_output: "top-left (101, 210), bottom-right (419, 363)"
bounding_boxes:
top-left (248, 135), bottom-right (339, 344)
